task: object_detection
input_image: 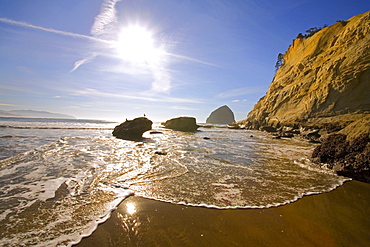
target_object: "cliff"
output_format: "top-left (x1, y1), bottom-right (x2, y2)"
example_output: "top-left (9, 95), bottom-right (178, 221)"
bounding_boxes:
top-left (241, 11), bottom-right (370, 130)
top-left (239, 11), bottom-right (370, 182)
top-left (206, 105), bottom-right (235, 124)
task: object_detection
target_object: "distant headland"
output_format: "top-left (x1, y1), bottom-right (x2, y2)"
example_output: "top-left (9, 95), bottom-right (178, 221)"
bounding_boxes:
top-left (0, 110), bottom-right (76, 119)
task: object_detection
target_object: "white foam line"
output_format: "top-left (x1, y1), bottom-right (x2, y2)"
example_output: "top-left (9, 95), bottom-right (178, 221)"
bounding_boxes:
top-left (136, 178), bottom-right (350, 210)
top-left (68, 185), bottom-right (134, 247)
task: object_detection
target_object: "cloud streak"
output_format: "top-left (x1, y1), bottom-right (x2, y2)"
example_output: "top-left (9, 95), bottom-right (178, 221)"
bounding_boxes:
top-left (166, 52), bottom-right (221, 67)
top-left (91, 0), bottom-right (122, 39)
top-left (1, 2), bottom-right (219, 95)
top-left (217, 86), bottom-right (266, 98)
top-left (69, 54), bottom-right (97, 72)
top-left (0, 17), bottom-right (108, 44)
top-left (68, 88), bottom-right (203, 104)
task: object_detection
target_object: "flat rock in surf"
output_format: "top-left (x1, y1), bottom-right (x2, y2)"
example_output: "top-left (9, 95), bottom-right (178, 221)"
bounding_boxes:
top-left (112, 117), bottom-right (152, 141)
top-left (162, 116), bottom-right (199, 132)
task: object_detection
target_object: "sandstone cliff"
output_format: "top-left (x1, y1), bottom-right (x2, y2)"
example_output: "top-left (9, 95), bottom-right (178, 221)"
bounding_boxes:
top-left (242, 11), bottom-right (370, 130)
top-left (206, 105), bottom-right (235, 124)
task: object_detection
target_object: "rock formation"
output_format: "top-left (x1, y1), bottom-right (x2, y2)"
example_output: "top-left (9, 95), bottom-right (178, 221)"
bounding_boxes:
top-left (112, 117), bottom-right (152, 140)
top-left (240, 11), bottom-right (370, 130)
top-left (311, 115), bottom-right (370, 183)
top-left (163, 117), bottom-right (199, 132)
top-left (206, 105), bottom-right (236, 124)
top-left (238, 11), bottom-right (370, 182)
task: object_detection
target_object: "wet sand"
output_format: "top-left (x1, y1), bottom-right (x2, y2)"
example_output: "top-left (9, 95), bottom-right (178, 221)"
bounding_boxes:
top-left (76, 180), bottom-right (370, 246)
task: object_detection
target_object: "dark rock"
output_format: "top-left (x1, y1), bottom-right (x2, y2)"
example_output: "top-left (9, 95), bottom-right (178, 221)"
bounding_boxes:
top-left (260, 126), bottom-right (277, 132)
top-left (112, 117), bottom-right (152, 140)
top-left (282, 133), bottom-right (294, 138)
top-left (301, 128), bottom-right (321, 142)
top-left (206, 105), bottom-right (236, 124)
top-left (309, 139), bottom-right (322, 144)
top-left (163, 117), bottom-right (199, 132)
top-left (311, 133), bottom-right (370, 183)
top-left (311, 134), bottom-right (347, 163)
top-left (150, 131), bottom-right (163, 134)
top-left (155, 151), bottom-right (167, 155)
top-left (203, 137), bottom-right (211, 140)
top-left (273, 132), bottom-right (295, 139)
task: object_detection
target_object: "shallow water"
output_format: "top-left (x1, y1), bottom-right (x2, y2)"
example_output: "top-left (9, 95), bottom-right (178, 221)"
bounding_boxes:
top-left (0, 117), bottom-right (349, 246)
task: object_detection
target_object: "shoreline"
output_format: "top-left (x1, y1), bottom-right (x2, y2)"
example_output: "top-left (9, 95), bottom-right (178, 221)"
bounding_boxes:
top-left (76, 180), bottom-right (370, 246)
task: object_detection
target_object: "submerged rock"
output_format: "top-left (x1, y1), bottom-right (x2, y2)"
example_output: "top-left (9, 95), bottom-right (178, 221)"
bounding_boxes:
top-left (163, 117), bottom-right (199, 132)
top-left (112, 117), bottom-right (152, 140)
top-left (206, 105), bottom-right (236, 124)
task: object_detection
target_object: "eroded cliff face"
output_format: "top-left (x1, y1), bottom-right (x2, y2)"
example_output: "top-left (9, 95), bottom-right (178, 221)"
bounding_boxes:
top-left (244, 11), bottom-right (370, 129)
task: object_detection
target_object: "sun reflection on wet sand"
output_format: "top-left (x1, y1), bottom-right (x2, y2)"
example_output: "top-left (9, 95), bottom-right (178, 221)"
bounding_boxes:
top-left (126, 202), bottom-right (137, 215)
top-left (116, 201), bottom-right (142, 242)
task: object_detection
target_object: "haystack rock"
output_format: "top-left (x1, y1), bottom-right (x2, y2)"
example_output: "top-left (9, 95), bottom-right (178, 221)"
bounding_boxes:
top-left (206, 105), bottom-right (236, 124)
top-left (240, 11), bottom-right (370, 131)
top-left (112, 117), bottom-right (152, 140)
top-left (163, 117), bottom-right (199, 132)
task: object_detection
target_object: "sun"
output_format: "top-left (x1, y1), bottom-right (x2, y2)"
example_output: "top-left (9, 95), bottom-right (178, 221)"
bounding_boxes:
top-left (115, 25), bottom-right (163, 64)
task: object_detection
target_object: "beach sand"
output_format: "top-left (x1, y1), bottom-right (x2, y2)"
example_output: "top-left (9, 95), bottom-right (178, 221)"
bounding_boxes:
top-left (76, 180), bottom-right (370, 246)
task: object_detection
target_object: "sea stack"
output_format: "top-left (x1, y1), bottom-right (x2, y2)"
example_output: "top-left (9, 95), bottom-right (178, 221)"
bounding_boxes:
top-left (206, 105), bottom-right (236, 124)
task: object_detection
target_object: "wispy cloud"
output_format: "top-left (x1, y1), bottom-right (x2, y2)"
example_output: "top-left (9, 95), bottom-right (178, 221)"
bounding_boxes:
top-left (166, 52), bottom-right (221, 67)
top-left (16, 66), bottom-right (34, 74)
top-left (0, 17), bottom-right (108, 44)
top-left (170, 106), bottom-right (197, 111)
top-left (76, 0), bottom-right (122, 74)
top-left (217, 86), bottom-right (266, 98)
top-left (91, 0), bottom-right (122, 39)
top-left (0, 85), bottom-right (43, 95)
top-left (68, 87), bottom-right (202, 103)
top-left (69, 54), bottom-right (97, 72)
top-left (1, 1), bottom-right (219, 95)
top-left (148, 60), bottom-right (172, 92)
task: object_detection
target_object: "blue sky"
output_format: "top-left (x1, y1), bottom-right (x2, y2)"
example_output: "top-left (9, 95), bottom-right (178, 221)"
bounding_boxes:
top-left (0, 0), bottom-right (369, 122)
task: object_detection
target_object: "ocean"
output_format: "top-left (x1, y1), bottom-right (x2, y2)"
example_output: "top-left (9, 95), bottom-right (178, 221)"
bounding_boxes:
top-left (0, 117), bottom-right (349, 246)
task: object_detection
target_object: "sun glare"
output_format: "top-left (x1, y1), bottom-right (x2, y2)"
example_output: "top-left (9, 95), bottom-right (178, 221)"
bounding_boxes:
top-left (126, 202), bottom-right (136, 215)
top-left (115, 25), bottom-right (162, 64)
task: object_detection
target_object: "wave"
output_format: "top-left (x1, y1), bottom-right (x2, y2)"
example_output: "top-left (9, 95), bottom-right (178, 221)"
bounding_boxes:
top-left (0, 127), bottom-right (351, 246)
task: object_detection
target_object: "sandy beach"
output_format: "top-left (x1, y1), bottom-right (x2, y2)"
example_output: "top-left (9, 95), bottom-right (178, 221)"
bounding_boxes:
top-left (76, 180), bottom-right (370, 247)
